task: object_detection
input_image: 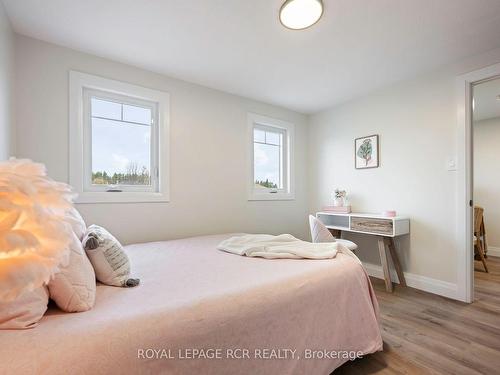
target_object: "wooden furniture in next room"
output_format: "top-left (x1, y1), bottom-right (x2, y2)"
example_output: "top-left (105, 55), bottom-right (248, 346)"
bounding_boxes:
top-left (316, 212), bottom-right (410, 292)
top-left (474, 206), bottom-right (488, 273)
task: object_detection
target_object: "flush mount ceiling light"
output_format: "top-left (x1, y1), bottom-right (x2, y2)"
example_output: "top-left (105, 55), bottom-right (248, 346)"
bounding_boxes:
top-left (279, 0), bottom-right (324, 30)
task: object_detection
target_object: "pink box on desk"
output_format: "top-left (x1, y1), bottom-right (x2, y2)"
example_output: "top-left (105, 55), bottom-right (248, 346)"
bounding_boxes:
top-left (322, 205), bottom-right (352, 213)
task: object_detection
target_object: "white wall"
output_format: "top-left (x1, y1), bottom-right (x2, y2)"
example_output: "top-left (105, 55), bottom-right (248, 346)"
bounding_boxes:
top-left (0, 1), bottom-right (14, 159)
top-left (309, 49), bottom-right (500, 291)
top-left (473, 117), bottom-right (500, 250)
top-left (14, 35), bottom-right (309, 244)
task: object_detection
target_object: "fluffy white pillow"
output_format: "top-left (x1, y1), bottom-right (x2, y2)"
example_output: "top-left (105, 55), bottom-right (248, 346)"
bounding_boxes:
top-left (48, 232), bottom-right (96, 312)
top-left (0, 286), bottom-right (49, 329)
top-left (309, 215), bottom-right (336, 243)
top-left (82, 225), bottom-right (139, 287)
top-left (309, 215), bottom-right (358, 251)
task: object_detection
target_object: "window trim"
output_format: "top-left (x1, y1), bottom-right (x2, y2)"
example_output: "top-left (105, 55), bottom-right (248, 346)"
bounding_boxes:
top-left (247, 113), bottom-right (295, 201)
top-left (69, 71), bottom-right (170, 203)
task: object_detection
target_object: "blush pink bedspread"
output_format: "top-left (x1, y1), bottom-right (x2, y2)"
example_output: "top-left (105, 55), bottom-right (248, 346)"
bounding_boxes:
top-left (0, 234), bottom-right (382, 374)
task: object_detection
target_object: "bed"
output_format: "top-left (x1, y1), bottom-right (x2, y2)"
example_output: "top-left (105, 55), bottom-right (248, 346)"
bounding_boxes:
top-left (0, 234), bottom-right (382, 374)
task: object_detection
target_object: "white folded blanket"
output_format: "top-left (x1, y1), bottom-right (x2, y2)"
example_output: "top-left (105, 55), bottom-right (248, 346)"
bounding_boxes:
top-left (217, 234), bottom-right (360, 262)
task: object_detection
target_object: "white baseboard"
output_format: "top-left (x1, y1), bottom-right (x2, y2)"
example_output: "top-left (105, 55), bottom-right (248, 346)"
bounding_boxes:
top-left (362, 262), bottom-right (458, 300)
top-left (487, 246), bottom-right (500, 258)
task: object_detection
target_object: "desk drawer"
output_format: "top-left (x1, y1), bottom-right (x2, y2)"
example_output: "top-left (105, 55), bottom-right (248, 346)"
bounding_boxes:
top-left (350, 217), bottom-right (393, 235)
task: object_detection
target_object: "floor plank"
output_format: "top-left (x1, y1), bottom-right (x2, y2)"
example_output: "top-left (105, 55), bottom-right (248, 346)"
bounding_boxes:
top-left (335, 257), bottom-right (500, 374)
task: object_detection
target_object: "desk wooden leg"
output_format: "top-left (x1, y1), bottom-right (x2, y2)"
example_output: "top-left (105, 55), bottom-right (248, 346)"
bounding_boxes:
top-left (377, 237), bottom-right (393, 292)
top-left (386, 237), bottom-right (407, 287)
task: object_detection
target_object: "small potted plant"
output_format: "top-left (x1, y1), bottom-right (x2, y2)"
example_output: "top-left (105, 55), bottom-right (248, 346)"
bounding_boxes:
top-left (333, 189), bottom-right (346, 207)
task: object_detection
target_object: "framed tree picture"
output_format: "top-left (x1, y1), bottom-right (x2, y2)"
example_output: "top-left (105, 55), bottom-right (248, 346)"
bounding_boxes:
top-left (355, 134), bottom-right (379, 169)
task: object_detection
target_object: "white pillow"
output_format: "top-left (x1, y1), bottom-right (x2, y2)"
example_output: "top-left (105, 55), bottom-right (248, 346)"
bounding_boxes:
top-left (48, 232), bottom-right (96, 312)
top-left (65, 206), bottom-right (86, 241)
top-left (82, 225), bottom-right (139, 287)
top-left (309, 215), bottom-right (336, 243)
top-left (0, 286), bottom-right (49, 329)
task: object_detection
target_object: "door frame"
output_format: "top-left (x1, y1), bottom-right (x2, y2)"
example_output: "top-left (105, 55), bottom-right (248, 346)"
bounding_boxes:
top-left (456, 62), bottom-right (500, 303)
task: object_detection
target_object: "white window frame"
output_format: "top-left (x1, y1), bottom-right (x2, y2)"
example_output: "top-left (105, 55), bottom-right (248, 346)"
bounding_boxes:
top-left (69, 71), bottom-right (170, 203)
top-left (247, 113), bottom-right (295, 201)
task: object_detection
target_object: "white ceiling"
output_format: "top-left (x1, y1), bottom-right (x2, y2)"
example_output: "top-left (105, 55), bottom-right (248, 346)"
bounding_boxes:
top-left (3, 0), bottom-right (500, 114)
top-left (473, 77), bottom-right (500, 122)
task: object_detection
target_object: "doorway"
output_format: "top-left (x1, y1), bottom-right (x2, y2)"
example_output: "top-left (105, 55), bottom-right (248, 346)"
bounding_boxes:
top-left (471, 77), bottom-right (500, 296)
top-left (456, 62), bottom-right (500, 303)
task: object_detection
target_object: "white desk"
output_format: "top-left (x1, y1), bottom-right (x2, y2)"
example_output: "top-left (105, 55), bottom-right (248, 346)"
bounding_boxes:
top-left (316, 212), bottom-right (410, 292)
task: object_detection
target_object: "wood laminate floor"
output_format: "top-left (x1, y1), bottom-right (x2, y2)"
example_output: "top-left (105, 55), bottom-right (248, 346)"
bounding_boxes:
top-left (335, 257), bottom-right (500, 374)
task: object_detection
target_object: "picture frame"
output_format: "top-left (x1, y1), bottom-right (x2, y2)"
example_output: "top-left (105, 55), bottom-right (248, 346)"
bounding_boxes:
top-left (355, 134), bottom-right (379, 169)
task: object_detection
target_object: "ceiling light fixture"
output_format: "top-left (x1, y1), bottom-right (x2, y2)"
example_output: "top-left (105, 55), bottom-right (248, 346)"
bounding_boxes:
top-left (279, 0), bottom-right (324, 30)
top-left (496, 94), bottom-right (500, 101)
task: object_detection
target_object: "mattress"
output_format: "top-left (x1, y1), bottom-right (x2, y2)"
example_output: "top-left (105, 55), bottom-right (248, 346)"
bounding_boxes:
top-left (0, 234), bottom-right (382, 374)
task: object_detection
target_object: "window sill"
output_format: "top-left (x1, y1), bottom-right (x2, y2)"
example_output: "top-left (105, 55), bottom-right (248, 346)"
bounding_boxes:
top-left (74, 191), bottom-right (169, 204)
top-left (248, 192), bottom-right (295, 201)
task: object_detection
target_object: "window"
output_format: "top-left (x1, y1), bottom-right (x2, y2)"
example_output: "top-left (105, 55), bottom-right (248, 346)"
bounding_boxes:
top-left (85, 90), bottom-right (157, 192)
top-left (70, 71), bottom-right (169, 203)
top-left (253, 126), bottom-right (284, 190)
top-left (248, 113), bottom-right (294, 200)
